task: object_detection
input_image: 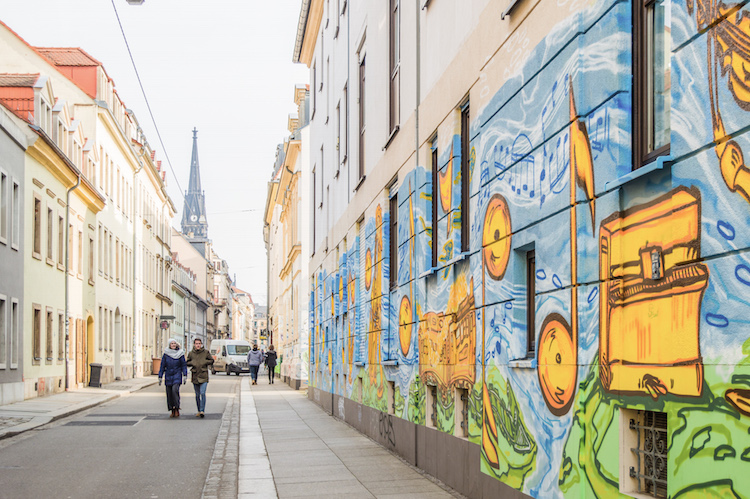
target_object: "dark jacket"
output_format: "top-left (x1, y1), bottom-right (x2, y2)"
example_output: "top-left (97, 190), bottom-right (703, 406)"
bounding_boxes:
top-left (158, 354), bottom-right (187, 386)
top-left (187, 348), bottom-right (214, 384)
top-left (265, 351), bottom-right (278, 368)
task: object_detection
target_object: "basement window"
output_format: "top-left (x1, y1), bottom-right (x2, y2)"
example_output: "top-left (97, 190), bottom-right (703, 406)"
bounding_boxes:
top-left (427, 385), bottom-right (438, 428)
top-left (387, 380), bottom-right (396, 414)
top-left (621, 409), bottom-right (668, 498)
top-left (455, 388), bottom-right (469, 438)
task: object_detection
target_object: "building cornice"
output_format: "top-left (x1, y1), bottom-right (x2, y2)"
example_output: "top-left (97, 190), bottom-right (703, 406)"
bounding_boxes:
top-left (293, 0), bottom-right (324, 67)
top-left (279, 244), bottom-right (301, 280)
top-left (27, 125), bottom-right (106, 212)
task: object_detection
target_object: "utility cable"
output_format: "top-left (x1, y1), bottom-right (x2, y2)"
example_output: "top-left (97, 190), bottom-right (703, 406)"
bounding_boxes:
top-left (110, 0), bottom-right (194, 218)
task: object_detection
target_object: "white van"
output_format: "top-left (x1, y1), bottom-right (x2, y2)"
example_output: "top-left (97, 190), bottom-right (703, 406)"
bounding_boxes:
top-left (209, 340), bottom-right (252, 375)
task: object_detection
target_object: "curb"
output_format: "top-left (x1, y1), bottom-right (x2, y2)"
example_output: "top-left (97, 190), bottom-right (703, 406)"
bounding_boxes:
top-left (0, 379), bottom-right (158, 440)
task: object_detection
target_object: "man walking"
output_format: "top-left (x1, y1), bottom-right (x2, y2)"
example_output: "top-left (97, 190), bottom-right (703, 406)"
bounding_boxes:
top-left (247, 343), bottom-right (264, 385)
top-left (265, 344), bottom-right (278, 384)
top-left (187, 338), bottom-right (214, 418)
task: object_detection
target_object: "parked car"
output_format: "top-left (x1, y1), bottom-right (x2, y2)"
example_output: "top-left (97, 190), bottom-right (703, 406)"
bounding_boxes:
top-left (208, 340), bottom-right (252, 375)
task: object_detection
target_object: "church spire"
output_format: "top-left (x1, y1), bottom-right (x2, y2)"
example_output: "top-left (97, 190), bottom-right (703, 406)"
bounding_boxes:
top-left (181, 128), bottom-right (208, 240)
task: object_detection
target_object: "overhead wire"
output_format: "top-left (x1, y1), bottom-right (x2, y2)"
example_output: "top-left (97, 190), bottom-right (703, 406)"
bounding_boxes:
top-left (110, 0), bottom-right (194, 218)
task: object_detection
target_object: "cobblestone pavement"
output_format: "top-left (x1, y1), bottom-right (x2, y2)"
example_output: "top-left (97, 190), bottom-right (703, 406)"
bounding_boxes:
top-left (202, 381), bottom-right (240, 499)
top-left (0, 416), bottom-right (32, 431)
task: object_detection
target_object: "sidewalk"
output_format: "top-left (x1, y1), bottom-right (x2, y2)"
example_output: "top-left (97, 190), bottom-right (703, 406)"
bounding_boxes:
top-left (239, 377), bottom-right (462, 499)
top-left (0, 376), bottom-right (158, 440)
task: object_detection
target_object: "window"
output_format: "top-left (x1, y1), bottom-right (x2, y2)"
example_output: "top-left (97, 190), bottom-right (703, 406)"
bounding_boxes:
top-left (526, 250), bottom-right (536, 356)
top-left (387, 380), bottom-right (396, 414)
top-left (89, 237), bottom-right (95, 283)
top-left (32, 304), bottom-right (41, 362)
top-left (389, 0), bottom-right (400, 133)
top-left (312, 168), bottom-right (317, 253)
top-left (58, 313), bottom-right (64, 361)
top-left (358, 55), bottom-right (366, 179)
top-left (431, 138), bottom-right (439, 268)
top-left (389, 192), bottom-right (398, 290)
top-left (98, 306), bottom-right (103, 351)
top-left (312, 61), bottom-right (317, 117)
top-left (0, 171), bottom-right (7, 243)
top-left (0, 296), bottom-right (6, 369)
top-left (622, 409), bottom-right (668, 498)
top-left (461, 103), bottom-right (470, 252)
top-left (98, 225), bottom-right (103, 273)
top-left (456, 388), bottom-right (469, 438)
top-left (33, 195), bottom-right (41, 258)
top-left (428, 385), bottom-right (438, 428)
top-left (11, 181), bottom-right (19, 249)
top-left (58, 216), bottom-right (64, 267)
top-left (343, 84), bottom-right (348, 162)
top-left (10, 299), bottom-right (18, 368)
top-left (47, 207), bottom-right (53, 262)
top-left (68, 223), bottom-right (74, 273)
top-left (334, 0), bottom-right (340, 36)
top-left (336, 102), bottom-right (341, 170)
top-left (78, 230), bottom-right (83, 276)
top-left (46, 307), bottom-right (53, 362)
top-left (633, 0), bottom-right (671, 168)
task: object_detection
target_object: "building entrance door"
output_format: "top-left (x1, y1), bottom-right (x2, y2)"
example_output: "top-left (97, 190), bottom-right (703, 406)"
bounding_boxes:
top-left (115, 309), bottom-right (122, 380)
top-left (76, 319), bottom-right (87, 385)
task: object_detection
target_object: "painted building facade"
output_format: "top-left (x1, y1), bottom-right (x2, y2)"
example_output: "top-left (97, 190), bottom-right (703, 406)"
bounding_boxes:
top-left (172, 228), bottom-right (211, 348)
top-left (0, 21), bottom-right (174, 392)
top-left (0, 99), bottom-right (25, 404)
top-left (296, 0), bottom-right (750, 497)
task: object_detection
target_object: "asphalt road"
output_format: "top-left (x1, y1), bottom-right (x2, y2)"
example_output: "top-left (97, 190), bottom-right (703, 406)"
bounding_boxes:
top-left (0, 375), bottom-right (239, 499)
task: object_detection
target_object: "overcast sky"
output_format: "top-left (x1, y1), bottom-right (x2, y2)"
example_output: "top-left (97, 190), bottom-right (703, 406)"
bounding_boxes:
top-left (1, 0), bottom-right (308, 305)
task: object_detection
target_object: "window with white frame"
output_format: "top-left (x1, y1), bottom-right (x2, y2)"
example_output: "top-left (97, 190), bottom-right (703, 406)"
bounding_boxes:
top-left (0, 295), bottom-right (6, 369)
top-left (0, 170), bottom-right (7, 243)
top-left (11, 180), bottom-right (19, 249)
top-left (10, 298), bottom-right (18, 368)
top-left (32, 194), bottom-right (41, 258)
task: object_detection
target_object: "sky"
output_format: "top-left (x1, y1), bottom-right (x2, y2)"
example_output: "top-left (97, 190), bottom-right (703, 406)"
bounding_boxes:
top-left (1, 0), bottom-right (308, 305)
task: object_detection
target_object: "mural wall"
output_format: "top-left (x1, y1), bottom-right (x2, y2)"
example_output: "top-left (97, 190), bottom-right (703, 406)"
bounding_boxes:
top-left (309, 0), bottom-right (750, 497)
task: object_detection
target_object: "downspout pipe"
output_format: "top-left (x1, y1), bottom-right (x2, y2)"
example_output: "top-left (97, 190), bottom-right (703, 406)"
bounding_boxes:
top-left (132, 159), bottom-right (143, 377)
top-left (64, 174), bottom-right (81, 391)
top-left (415, 0), bottom-right (421, 170)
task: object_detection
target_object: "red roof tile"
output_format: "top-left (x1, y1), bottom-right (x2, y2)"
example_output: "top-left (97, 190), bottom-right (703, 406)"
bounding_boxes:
top-left (0, 73), bottom-right (40, 87)
top-left (35, 47), bottom-right (101, 67)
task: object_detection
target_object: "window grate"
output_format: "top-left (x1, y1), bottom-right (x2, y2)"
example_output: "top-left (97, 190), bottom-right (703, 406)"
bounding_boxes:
top-left (430, 386), bottom-right (437, 427)
top-left (630, 410), bottom-right (668, 498)
top-left (459, 389), bottom-right (469, 437)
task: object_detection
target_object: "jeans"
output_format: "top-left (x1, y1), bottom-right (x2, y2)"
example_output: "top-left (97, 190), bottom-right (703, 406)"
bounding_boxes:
top-left (193, 382), bottom-right (207, 412)
top-left (165, 384), bottom-right (181, 410)
top-left (268, 365), bottom-right (276, 383)
top-left (249, 365), bottom-right (259, 381)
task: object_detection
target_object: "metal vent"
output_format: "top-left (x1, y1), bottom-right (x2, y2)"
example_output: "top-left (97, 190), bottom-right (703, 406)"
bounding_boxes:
top-left (630, 410), bottom-right (668, 498)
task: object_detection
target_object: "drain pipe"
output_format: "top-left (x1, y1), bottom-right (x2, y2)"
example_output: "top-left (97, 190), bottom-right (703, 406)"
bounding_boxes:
top-left (64, 174), bottom-right (81, 391)
top-left (132, 159), bottom-right (143, 377)
top-left (415, 0), bottom-right (421, 170)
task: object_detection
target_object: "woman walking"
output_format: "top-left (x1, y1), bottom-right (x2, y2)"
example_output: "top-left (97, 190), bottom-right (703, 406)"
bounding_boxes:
top-left (158, 339), bottom-right (187, 418)
top-left (265, 345), bottom-right (278, 384)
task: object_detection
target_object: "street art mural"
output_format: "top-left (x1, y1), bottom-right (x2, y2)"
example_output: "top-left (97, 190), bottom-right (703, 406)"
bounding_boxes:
top-left (308, 0), bottom-right (750, 497)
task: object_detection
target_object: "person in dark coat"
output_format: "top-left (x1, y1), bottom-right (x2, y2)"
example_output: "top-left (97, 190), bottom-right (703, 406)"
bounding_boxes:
top-left (187, 338), bottom-right (214, 418)
top-left (158, 339), bottom-right (187, 418)
top-left (265, 344), bottom-right (278, 384)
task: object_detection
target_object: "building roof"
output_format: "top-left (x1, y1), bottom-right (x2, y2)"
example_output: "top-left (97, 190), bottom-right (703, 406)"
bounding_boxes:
top-left (35, 47), bottom-right (101, 67)
top-left (0, 73), bottom-right (39, 87)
